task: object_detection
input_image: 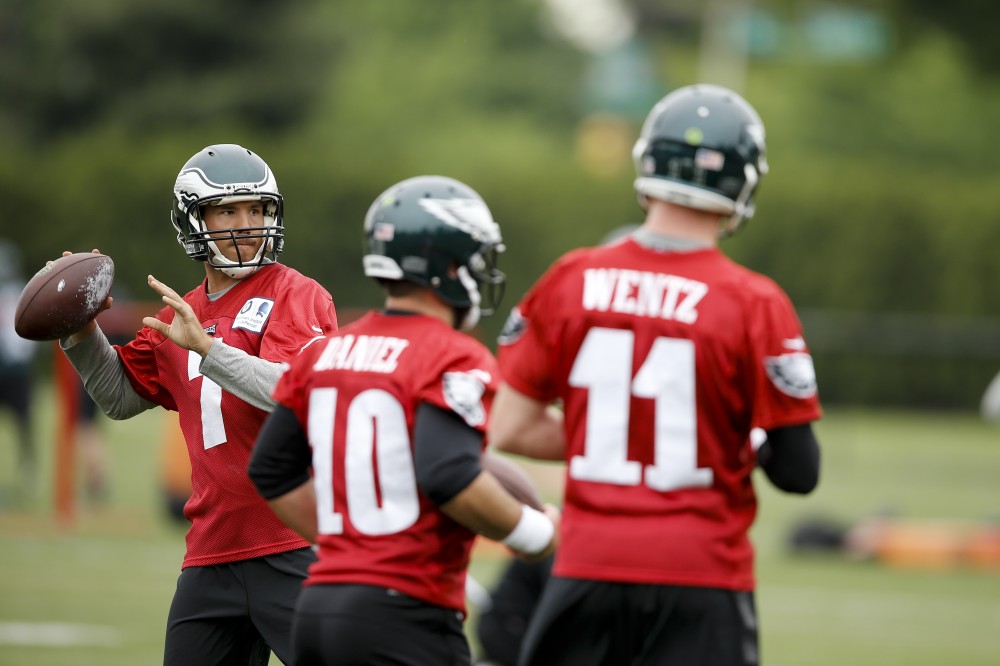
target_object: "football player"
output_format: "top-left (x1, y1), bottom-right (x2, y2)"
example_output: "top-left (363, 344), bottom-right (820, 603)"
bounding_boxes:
top-left (0, 240), bottom-right (38, 496)
top-left (489, 84), bottom-right (822, 666)
top-left (248, 175), bottom-right (559, 666)
top-left (60, 144), bottom-right (338, 666)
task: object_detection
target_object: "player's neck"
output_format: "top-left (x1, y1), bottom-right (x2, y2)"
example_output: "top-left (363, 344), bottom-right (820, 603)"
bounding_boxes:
top-left (384, 290), bottom-right (454, 327)
top-left (641, 200), bottom-right (721, 246)
top-left (204, 265), bottom-right (242, 295)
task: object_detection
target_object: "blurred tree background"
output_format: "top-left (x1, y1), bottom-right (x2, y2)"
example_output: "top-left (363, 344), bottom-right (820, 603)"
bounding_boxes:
top-left (2, 0), bottom-right (999, 408)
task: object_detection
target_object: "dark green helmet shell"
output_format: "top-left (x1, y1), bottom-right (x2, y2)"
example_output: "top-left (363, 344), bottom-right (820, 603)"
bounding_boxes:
top-left (363, 176), bottom-right (505, 326)
top-left (632, 84), bottom-right (768, 236)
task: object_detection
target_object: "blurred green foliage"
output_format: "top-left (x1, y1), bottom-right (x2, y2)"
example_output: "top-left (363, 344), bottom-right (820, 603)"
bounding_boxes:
top-left (2, 0), bottom-right (999, 407)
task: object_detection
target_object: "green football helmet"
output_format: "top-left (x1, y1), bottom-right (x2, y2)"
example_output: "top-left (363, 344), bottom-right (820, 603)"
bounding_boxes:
top-left (632, 84), bottom-right (768, 237)
top-left (170, 144), bottom-right (284, 279)
top-left (363, 175), bottom-right (506, 329)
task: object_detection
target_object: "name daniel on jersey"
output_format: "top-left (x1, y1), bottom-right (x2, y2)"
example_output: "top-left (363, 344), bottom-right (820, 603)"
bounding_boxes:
top-left (312, 334), bottom-right (410, 373)
top-left (583, 268), bottom-right (707, 323)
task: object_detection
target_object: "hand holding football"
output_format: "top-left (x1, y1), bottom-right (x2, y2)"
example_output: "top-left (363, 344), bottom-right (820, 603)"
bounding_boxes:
top-left (15, 252), bottom-right (115, 341)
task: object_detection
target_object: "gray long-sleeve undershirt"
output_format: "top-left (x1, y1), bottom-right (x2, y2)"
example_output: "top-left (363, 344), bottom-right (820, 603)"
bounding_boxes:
top-left (61, 324), bottom-right (285, 418)
top-left (199, 338), bottom-right (285, 411)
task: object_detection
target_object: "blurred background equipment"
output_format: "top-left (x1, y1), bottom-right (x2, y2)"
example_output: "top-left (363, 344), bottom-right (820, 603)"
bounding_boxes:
top-left (75, 381), bottom-right (110, 505)
top-left (0, 240), bottom-right (40, 500)
top-left (159, 413), bottom-right (192, 524)
top-left (788, 511), bottom-right (1000, 572)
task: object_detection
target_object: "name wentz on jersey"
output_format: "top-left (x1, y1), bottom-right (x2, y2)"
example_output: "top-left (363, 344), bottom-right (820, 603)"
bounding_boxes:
top-left (582, 267), bottom-right (707, 324)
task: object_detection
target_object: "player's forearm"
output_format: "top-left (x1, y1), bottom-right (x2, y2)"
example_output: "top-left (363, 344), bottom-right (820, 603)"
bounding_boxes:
top-left (489, 386), bottom-right (565, 461)
top-left (60, 324), bottom-right (155, 420)
top-left (757, 423), bottom-right (821, 494)
top-left (441, 472), bottom-right (525, 541)
top-left (199, 340), bottom-right (285, 411)
top-left (266, 481), bottom-right (318, 543)
top-left (442, 473), bottom-right (558, 561)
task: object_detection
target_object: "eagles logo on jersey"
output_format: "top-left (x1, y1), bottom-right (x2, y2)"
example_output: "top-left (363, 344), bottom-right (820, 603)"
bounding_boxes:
top-left (764, 352), bottom-right (818, 399)
top-left (442, 370), bottom-right (489, 427)
top-left (497, 307), bottom-right (527, 345)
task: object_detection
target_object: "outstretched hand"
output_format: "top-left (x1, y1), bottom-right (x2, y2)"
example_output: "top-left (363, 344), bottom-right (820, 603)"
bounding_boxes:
top-left (142, 275), bottom-right (214, 357)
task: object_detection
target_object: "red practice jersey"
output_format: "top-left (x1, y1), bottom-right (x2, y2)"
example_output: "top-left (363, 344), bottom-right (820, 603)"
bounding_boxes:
top-left (118, 263), bottom-right (338, 568)
top-left (497, 239), bottom-right (822, 590)
top-left (272, 311), bottom-right (499, 613)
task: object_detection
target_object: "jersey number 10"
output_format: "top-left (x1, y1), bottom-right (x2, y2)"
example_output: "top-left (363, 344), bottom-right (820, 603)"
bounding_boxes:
top-left (308, 387), bottom-right (421, 537)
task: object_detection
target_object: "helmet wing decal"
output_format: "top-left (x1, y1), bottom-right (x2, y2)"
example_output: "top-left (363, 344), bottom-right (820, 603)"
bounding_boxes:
top-left (417, 198), bottom-right (501, 245)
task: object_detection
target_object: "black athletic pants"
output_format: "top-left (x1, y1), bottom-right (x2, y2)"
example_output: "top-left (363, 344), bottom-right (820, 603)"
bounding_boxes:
top-left (163, 547), bottom-right (315, 666)
top-left (519, 577), bottom-right (759, 666)
top-left (293, 583), bottom-right (471, 666)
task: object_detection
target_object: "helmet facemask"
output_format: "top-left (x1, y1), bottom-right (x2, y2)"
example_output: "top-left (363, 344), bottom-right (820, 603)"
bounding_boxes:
top-left (184, 195), bottom-right (284, 279)
top-left (455, 244), bottom-right (506, 330)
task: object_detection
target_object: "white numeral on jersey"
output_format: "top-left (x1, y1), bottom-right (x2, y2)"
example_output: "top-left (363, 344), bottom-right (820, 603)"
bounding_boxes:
top-left (309, 388), bottom-right (421, 536)
top-left (189, 350), bottom-right (226, 449)
top-left (568, 327), bottom-right (712, 491)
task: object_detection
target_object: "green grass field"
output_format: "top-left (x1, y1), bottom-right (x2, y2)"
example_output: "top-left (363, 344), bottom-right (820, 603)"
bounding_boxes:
top-left (2, 382), bottom-right (999, 665)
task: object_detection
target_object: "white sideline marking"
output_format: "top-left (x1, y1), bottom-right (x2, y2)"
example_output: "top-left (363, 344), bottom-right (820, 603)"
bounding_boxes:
top-left (0, 622), bottom-right (122, 647)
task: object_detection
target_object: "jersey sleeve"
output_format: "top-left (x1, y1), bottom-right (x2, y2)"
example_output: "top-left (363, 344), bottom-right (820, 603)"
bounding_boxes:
top-left (496, 255), bottom-right (576, 403)
top-left (418, 342), bottom-right (499, 436)
top-left (260, 278), bottom-right (338, 363)
top-left (271, 342), bottom-right (321, 423)
top-left (115, 307), bottom-right (177, 410)
top-left (746, 283), bottom-right (823, 430)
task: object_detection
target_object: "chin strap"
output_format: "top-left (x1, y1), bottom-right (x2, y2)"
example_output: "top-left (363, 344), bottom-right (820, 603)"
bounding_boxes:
top-left (456, 266), bottom-right (482, 330)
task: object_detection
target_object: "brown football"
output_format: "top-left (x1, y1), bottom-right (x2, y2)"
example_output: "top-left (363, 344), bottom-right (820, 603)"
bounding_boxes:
top-left (482, 450), bottom-right (544, 511)
top-left (15, 253), bottom-right (115, 341)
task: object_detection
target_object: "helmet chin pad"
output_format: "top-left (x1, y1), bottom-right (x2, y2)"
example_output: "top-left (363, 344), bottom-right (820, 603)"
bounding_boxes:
top-left (456, 265), bottom-right (482, 329)
top-left (204, 230), bottom-right (279, 279)
top-left (211, 263), bottom-right (262, 280)
top-left (459, 305), bottom-right (481, 330)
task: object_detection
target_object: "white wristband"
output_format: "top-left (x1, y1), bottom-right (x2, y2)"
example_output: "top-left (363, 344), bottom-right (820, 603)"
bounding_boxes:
top-left (501, 505), bottom-right (554, 555)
